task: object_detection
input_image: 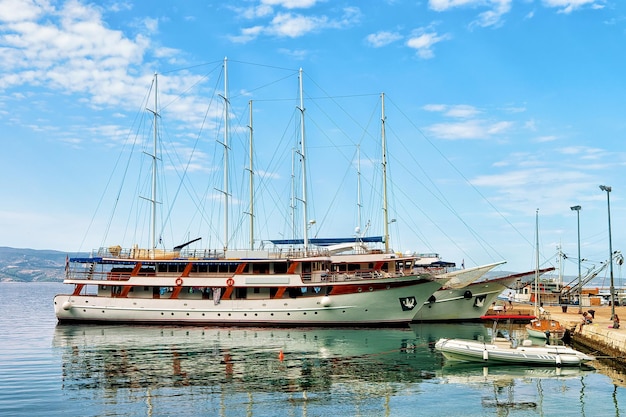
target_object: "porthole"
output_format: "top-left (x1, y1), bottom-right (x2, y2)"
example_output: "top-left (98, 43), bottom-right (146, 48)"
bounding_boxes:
top-left (358, 287), bottom-right (362, 293)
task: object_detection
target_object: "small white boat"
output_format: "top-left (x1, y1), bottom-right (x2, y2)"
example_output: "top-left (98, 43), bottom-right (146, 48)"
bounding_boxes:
top-left (525, 317), bottom-right (567, 340)
top-left (434, 337), bottom-right (595, 367)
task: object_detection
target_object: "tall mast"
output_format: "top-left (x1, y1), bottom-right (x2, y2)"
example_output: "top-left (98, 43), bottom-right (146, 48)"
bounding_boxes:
top-left (222, 57), bottom-right (230, 252)
top-left (247, 100), bottom-right (254, 250)
top-left (357, 144), bottom-right (362, 237)
top-left (143, 73), bottom-right (159, 258)
top-left (297, 68), bottom-right (309, 252)
top-left (535, 208), bottom-right (540, 316)
top-left (290, 148), bottom-right (296, 240)
top-left (381, 93), bottom-right (390, 253)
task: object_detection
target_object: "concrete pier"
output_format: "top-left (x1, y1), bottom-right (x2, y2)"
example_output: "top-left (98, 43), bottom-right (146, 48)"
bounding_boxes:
top-left (543, 304), bottom-right (626, 365)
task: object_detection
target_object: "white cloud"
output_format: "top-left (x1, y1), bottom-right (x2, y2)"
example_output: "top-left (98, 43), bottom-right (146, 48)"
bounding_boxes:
top-left (0, 0), bottom-right (151, 97)
top-left (541, 0), bottom-right (604, 14)
top-left (427, 119), bottom-right (513, 140)
top-left (557, 145), bottom-right (606, 160)
top-left (277, 48), bottom-right (309, 59)
top-left (429, 0), bottom-right (512, 28)
top-left (406, 30), bottom-right (451, 59)
top-left (472, 0), bottom-right (512, 28)
top-left (423, 104), bottom-right (481, 118)
top-left (429, 0), bottom-right (482, 11)
top-left (446, 104), bottom-right (481, 118)
top-left (231, 7), bottom-right (360, 42)
top-left (268, 12), bottom-right (326, 37)
top-left (365, 30), bottom-right (402, 47)
top-left (240, 4), bottom-right (274, 19)
top-left (0, 0), bottom-right (52, 22)
top-left (262, 0), bottom-right (320, 9)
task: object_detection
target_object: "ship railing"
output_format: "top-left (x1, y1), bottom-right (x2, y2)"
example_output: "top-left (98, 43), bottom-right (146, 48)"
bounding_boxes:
top-left (95, 246), bottom-right (333, 260)
top-left (320, 269), bottom-right (408, 282)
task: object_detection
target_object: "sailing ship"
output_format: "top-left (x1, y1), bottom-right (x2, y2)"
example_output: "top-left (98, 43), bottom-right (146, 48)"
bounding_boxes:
top-left (54, 64), bottom-right (448, 326)
top-left (525, 210), bottom-right (566, 340)
top-left (415, 267), bottom-right (554, 322)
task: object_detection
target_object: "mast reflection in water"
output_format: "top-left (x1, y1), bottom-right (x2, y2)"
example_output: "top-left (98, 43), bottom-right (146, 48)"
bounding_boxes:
top-left (50, 322), bottom-right (605, 416)
top-left (53, 325), bottom-right (456, 394)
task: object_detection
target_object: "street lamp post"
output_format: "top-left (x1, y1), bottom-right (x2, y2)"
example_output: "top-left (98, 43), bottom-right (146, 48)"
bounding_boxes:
top-left (570, 205), bottom-right (582, 313)
top-left (599, 185), bottom-right (615, 320)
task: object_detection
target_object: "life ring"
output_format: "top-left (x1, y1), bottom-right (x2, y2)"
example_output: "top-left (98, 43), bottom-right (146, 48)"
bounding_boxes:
top-left (226, 278), bottom-right (234, 287)
top-left (175, 277), bottom-right (183, 286)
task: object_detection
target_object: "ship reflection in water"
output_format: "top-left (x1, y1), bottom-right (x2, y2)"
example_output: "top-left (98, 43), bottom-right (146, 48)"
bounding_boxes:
top-left (51, 323), bottom-right (611, 415)
top-left (53, 324), bottom-right (472, 392)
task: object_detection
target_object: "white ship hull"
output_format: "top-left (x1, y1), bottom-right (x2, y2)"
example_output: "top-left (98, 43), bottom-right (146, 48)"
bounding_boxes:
top-left (413, 281), bottom-right (505, 321)
top-left (414, 269), bottom-right (552, 322)
top-left (54, 273), bottom-right (442, 326)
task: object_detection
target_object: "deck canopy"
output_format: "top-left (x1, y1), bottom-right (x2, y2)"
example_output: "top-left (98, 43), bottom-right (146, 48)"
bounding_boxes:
top-left (268, 236), bottom-right (384, 246)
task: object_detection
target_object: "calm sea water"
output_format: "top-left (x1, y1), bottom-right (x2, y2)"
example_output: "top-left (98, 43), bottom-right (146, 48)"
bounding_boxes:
top-left (1, 282), bottom-right (626, 416)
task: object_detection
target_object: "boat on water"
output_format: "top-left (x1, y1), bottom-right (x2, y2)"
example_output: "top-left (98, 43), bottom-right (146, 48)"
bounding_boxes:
top-left (525, 317), bottom-right (567, 340)
top-left (414, 267), bottom-right (554, 322)
top-left (524, 210), bottom-right (566, 340)
top-left (53, 66), bottom-right (451, 326)
top-left (54, 241), bottom-right (445, 326)
top-left (434, 336), bottom-right (594, 367)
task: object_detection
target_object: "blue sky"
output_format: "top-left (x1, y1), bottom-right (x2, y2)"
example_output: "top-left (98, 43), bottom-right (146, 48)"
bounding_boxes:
top-left (1, 0), bottom-right (625, 276)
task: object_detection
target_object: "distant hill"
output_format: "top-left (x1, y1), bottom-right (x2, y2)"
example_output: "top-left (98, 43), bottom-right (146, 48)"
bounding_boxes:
top-left (0, 247), bottom-right (70, 282)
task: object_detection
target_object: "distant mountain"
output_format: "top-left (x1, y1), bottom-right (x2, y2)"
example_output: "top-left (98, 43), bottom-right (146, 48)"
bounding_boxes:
top-left (0, 247), bottom-right (70, 282)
